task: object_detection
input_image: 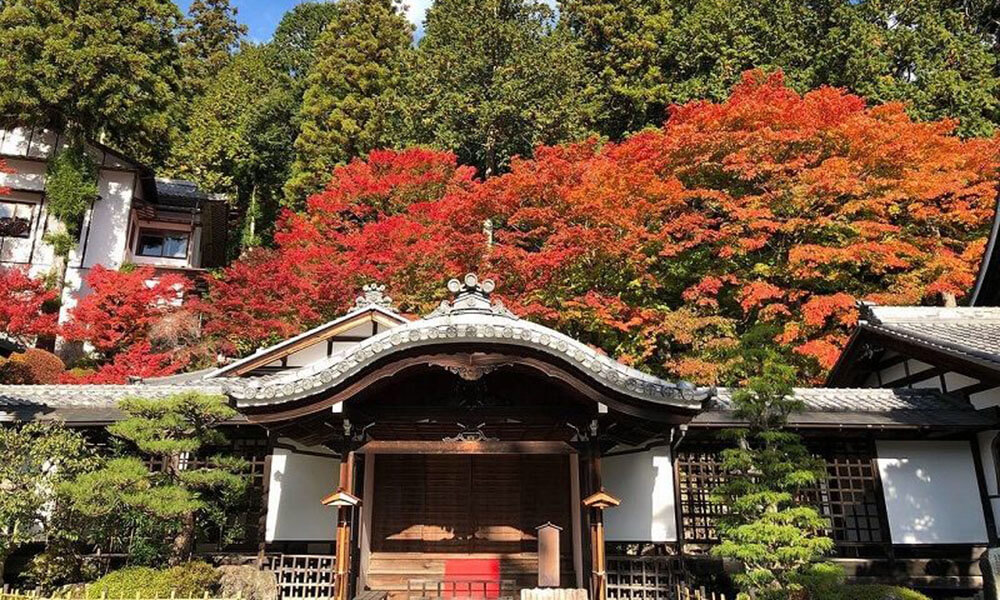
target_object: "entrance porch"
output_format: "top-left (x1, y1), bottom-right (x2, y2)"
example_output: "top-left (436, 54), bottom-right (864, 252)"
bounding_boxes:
top-left (234, 276), bottom-right (707, 600)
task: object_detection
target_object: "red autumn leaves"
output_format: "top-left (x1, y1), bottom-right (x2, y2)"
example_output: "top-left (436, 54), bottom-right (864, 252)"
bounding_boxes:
top-left (9, 71), bottom-right (1000, 385)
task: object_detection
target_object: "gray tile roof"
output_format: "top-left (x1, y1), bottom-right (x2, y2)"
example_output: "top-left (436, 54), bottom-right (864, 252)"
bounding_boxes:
top-left (155, 179), bottom-right (210, 201)
top-left (0, 383), bottom-right (228, 424)
top-left (153, 179), bottom-right (224, 208)
top-left (860, 306), bottom-right (1000, 367)
top-left (697, 387), bottom-right (994, 428)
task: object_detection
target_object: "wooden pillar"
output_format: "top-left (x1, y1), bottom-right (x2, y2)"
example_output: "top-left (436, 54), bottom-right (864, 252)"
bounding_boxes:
top-left (582, 437), bottom-right (620, 600)
top-left (972, 435), bottom-right (1000, 545)
top-left (323, 451), bottom-right (361, 600)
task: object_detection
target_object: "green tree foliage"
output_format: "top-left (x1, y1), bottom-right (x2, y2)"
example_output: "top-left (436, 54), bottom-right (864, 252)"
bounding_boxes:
top-left (63, 392), bottom-right (247, 565)
top-left (178, 0), bottom-right (247, 99)
top-left (170, 44), bottom-right (297, 250)
top-left (0, 423), bottom-right (94, 584)
top-left (817, 0), bottom-right (998, 137)
top-left (44, 141), bottom-right (98, 240)
top-left (283, 0), bottom-right (413, 207)
top-left (710, 360), bottom-right (836, 599)
top-left (272, 1), bottom-right (341, 81)
top-left (0, 0), bottom-right (183, 165)
top-left (560, 0), bottom-right (999, 138)
top-left (406, 0), bottom-right (598, 176)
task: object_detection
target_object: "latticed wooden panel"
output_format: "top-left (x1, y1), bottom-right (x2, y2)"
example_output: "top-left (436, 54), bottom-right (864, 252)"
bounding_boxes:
top-left (807, 442), bottom-right (885, 547)
top-left (675, 448), bottom-right (727, 543)
top-left (606, 556), bottom-right (683, 600)
top-left (676, 441), bottom-right (886, 550)
top-left (263, 554), bottom-right (336, 600)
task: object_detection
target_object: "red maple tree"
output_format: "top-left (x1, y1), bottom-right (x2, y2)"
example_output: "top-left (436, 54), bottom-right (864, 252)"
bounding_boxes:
top-left (70, 71), bottom-right (1000, 385)
top-left (0, 266), bottom-right (58, 345)
top-left (61, 265), bottom-right (194, 383)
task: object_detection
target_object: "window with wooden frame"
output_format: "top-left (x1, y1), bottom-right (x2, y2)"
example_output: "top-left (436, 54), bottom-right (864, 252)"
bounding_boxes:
top-left (0, 199), bottom-right (34, 238)
top-left (135, 227), bottom-right (190, 259)
top-left (675, 439), bottom-right (887, 554)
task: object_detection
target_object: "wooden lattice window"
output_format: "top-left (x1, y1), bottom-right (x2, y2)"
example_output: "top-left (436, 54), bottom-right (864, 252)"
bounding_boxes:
top-left (807, 441), bottom-right (885, 547)
top-left (676, 440), bottom-right (886, 551)
top-left (606, 556), bottom-right (683, 600)
top-left (675, 445), bottom-right (727, 544)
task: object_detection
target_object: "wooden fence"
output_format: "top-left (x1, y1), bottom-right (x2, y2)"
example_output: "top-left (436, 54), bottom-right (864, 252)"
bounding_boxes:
top-left (674, 585), bottom-right (725, 600)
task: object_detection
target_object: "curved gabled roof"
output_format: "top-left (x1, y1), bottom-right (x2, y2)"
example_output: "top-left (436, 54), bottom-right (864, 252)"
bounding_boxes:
top-left (225, 274), bottom-right (710, 412)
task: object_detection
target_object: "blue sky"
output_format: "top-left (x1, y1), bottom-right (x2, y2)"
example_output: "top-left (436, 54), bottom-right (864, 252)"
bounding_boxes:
top-left (174, 0), bottom-right (435, 41)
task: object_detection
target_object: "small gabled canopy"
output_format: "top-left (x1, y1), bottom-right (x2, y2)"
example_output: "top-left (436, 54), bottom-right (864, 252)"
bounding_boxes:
top-left (225, 274), bottom-right (710, 420)
top-left (208, 284), bottom-right (408, 378)
top-left (828, 303), bottom-right (1000, 387)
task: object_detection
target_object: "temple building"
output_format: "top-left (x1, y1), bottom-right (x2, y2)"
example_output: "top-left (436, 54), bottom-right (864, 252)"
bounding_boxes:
top-left (3, 271), bottom-right (1000, 598)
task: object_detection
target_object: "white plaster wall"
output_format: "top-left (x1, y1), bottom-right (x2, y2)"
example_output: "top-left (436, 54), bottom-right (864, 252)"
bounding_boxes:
top-left (285, 342), bottom-right (332, 367)
top-left (79, 169), bottom-right (134, 269)
top-left (0, 158), bottom-right (46, 192)
top-left (876, 440), bottom-right (988, 544)
top-left (265, 440), bottom-right (340, 542)
top-left (603, 447), bottom-right (676, 542)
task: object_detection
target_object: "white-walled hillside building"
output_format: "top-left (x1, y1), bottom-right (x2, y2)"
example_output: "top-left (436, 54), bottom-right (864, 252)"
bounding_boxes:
top-left (0, 126), bottom-right (228, 326)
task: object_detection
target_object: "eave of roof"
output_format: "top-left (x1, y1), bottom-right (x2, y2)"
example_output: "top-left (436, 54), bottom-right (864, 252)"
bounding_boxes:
top-left (971, 195), bottom-right (1000, 306)
top-left (0, 383), bottom-right (234, 424)
top-left (827, 306), bottom-right (1000, 386)
top-left (225, 310), bottom-right (710, 410)
top-left (696, 387), bottom-right (995, 429)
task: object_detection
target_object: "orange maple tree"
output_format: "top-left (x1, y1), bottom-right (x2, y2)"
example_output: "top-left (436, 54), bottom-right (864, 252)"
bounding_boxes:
top-left (78, 71), bottom-right (1000, 385)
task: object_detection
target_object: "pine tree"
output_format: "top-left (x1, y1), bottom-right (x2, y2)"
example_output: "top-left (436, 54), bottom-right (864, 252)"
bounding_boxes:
top-left (283, 0), bottom-right (413, 207)
top-left (405, 0), bottom-right (598, 176)
top-left (710, 359), bottom-right (836, 600)
top-left (0, 0), bottom-right (184, 165)
top-left (63, 392), bottom-right (247, 565)
top-left (178, 0), bottom-right (248, 99)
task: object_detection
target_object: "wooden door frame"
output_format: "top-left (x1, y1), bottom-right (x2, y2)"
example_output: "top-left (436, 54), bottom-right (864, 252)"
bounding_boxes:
top-left (360, 445), bottom-right (584, 589)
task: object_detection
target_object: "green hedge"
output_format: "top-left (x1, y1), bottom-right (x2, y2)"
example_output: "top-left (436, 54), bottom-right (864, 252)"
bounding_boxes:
top-left (836, 586), bottom-right (930, 600)
top-left (85, 563), bottom-right (219, 599)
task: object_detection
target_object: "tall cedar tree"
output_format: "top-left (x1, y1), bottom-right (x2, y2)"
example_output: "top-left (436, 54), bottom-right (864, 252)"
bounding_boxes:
top-left (0, 0), bottom-right (183, 165)
top-left (177, 0), bottom-right (247, 100)
top-left (0, 423), bottom-right (94, 584)
top-left (560, 0), bottom-right (999, 138)
top-left (817, 0), bottom-right (998, 137)
top-left (283, 0), bottom-right (413, 207)
top-left (169, 44), bottom-right (298, 250)
top-left (559, 0), bottom-right (822, 139)
top-left (271, 1), bottom-right (341, 82)
top-left (405, 0), bottom-right (598, 176)
top-left (710, 359), bottom-right (835, 599)
top-left (63, 393), bottom-right (246, 565)
top-left (185, 73), bottom-right (1000, 387)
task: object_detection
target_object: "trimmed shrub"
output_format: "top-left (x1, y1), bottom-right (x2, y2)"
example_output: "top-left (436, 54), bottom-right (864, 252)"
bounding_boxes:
top-left (85, 562), bottom-right (219, 599)
top-left (159, 562), bottom-right (220, 597)
top-left (10, 348), bottom-right (65, 383)
top-left (837, 586), bottom-right (930, 600)
top-left (85, 567), bottom-right (161, 599)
